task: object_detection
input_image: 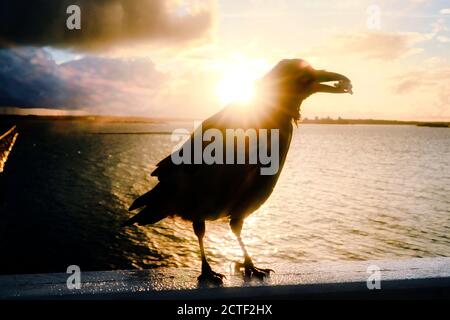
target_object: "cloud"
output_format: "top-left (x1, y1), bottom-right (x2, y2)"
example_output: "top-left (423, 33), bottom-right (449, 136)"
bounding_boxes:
top-left (436, 35), bottom-right (450, 43)
top-left (0, 0), bottom-right (214, 50)
top-left (0, 47), bottom-right (88, 108)
top-left (391, 66), bottom-right (450, 117)
top-left (440, 8), bottom-right (450, 15)
top-left (302, 30), bottom-right (429, 62)
top-left (392, 67), bottom-right (450, 94)
top-left (331, 31), bottom-right (427, 60)
top-left (62, 55), bottom-right (169, 114)
top-left (0, 47), bottom-right (168, 114)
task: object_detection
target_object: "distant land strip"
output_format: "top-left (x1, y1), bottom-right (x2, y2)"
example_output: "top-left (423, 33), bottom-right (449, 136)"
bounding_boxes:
top-left (0, 114), bottom-right (448, 127)
top-left (301, 118), bottom-right (450, 127)
top-left (91, 131), bottom-right (185, 135)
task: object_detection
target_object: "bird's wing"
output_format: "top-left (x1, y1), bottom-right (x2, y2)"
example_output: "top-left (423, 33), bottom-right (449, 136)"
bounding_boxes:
top-left (149, 104), bottom-right (267, 215)
top-left (128, 103), bottom-right (270, 223)
top-left (151, 104), bottom-right (256, 181)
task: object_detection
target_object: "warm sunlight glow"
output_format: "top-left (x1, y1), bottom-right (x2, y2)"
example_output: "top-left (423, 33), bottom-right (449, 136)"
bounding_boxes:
top-left (216, 68), bottom-right (255, 105)
top-left (215, 56), bottom-right (270, 106)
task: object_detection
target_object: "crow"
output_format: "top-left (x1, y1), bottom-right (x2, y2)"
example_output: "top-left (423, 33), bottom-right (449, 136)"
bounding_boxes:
top-left (123, 59), bottom-right (352, 284)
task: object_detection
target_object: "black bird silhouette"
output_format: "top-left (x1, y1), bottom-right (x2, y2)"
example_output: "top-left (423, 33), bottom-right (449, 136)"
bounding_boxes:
top-left (123, 59), bottom-right (352, 284)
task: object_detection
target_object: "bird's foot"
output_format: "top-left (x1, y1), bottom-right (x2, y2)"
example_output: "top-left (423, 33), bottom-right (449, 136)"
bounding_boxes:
top-left (198, 265), bottom-right (226, 286)
top-left (235, 261), bottom-right (274, 280)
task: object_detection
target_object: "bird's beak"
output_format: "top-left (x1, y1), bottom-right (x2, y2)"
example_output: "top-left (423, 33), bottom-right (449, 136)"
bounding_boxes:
top-left (312, 70), bottom-right (353, 94)
top-left (314, 70), bottom-right (349, 83)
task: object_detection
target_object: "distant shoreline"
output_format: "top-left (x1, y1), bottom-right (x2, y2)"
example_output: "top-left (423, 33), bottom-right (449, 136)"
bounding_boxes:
top-left (301, 118), bottom-right (450, 127)
top-left (0, 114), bottom-right (448, 127)
top-left (0, 114), bottom-right (187, 124)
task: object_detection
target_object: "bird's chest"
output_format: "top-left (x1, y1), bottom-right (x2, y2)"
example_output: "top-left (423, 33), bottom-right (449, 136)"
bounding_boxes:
top-left (256, 123), bottom-right (293, 187)
top-left (177, 120), bottom-right (294, 221)
top-left (228, 122), bottom-right (293, 218)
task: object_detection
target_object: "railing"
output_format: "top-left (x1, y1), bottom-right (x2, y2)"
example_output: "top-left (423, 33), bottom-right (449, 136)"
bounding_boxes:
top-left (0, 125), bottom-right (18, 173)
top-left (0, 257), bottom-right (449, 299)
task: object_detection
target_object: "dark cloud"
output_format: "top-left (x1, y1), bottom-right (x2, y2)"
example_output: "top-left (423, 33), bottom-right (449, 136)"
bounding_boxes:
top-left (0, 47), bottom-right (167, 113)
top-left (0, 47), bottom-right (87, 108)
top-left (0, 0), bottom-right (213, 50)
top-left (60, 55), bottom-right (168, 113)
top-left (61, 56), bottom-right (166, 87)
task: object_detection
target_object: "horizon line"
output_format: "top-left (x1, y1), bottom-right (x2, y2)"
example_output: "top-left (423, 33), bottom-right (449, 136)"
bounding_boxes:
top-left (0, 113), bottom-right (449, 125)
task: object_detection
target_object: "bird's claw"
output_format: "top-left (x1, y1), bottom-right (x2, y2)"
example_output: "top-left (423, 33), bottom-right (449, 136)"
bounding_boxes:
top-left (247, 266), bottom-right (274, 280)
top-left (235, 261), bottom-right (274, 280)
top-left (198, 269), bottom-right (226, 285)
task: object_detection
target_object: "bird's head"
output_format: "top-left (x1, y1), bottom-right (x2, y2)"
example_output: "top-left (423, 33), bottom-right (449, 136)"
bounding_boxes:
top-left (257, 59), bottom-right (353, 121)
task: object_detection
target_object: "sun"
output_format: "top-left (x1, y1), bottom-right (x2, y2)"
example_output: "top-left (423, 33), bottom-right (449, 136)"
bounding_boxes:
top-left (216, 67), bottom-right (255, 105)
top-left (215, 57), bottom-right (269, 106)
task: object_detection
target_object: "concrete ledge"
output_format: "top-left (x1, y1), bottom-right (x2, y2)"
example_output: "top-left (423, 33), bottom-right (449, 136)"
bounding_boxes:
top-left (1, 257), bottom-right (449, 299)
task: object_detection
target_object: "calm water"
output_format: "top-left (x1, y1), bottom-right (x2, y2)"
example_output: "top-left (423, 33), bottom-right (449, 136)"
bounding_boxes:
top-left (0, 120), bottom-right (449, 274)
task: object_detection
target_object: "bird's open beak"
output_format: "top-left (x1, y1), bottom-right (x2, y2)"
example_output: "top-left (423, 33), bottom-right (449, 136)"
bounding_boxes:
top-left (312, 70), bottom-right (353, 94)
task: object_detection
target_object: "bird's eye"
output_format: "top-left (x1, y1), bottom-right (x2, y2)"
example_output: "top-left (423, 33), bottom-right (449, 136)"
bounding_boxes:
top-left (298, 73), bottom-right (313, 85)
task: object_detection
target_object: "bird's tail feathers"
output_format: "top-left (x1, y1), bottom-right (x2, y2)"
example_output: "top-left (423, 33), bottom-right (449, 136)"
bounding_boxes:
top-left (129, 184), bottom-right (164, 211)
top-left (121, 206), bottom-right (168, 227)
top-left (123, 184), bottom-right (171, 227)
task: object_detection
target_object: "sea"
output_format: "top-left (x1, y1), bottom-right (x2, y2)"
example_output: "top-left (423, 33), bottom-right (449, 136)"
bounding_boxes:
top-left (0, 119), bottom-right (449, 275)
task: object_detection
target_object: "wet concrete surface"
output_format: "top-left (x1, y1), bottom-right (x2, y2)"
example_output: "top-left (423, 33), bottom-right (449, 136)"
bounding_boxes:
top-left (1, 257), bottom-right (449, 299)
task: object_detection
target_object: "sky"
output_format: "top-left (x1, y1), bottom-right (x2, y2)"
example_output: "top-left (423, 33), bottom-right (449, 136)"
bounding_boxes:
top-left (0, 0), bottom-right (449, 120)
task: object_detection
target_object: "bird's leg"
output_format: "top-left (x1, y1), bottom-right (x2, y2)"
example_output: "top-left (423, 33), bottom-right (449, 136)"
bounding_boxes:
top-left (193, 220), bottom-right (225, 284)
top-left (230, 219), bottom-right (274, 279)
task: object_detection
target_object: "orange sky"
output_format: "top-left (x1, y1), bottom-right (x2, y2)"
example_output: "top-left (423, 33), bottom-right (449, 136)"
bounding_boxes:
top-left (147, 0), bottom-right (449, 121)
top-left (2, 0), bottom-right (449, 121)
